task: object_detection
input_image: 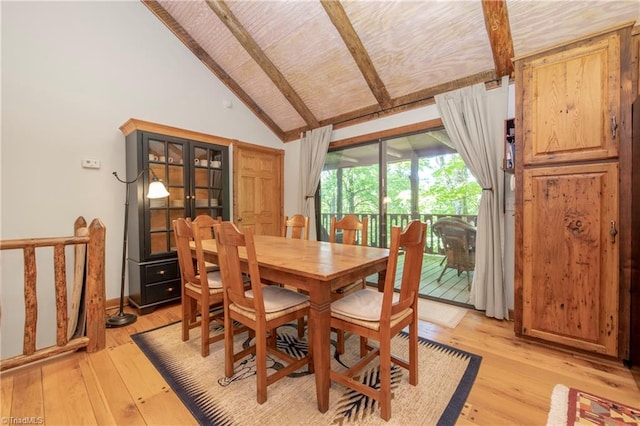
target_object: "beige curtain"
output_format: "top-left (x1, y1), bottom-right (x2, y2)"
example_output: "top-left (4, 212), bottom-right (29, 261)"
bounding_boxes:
top-left (298, 125), bottom-right (332, 240)
top-left (435, 77), bottom-right (509, 320)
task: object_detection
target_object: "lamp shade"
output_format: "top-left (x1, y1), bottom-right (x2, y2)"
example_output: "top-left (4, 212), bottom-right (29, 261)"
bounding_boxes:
top-left (147, 180), bottom-right (170, 199)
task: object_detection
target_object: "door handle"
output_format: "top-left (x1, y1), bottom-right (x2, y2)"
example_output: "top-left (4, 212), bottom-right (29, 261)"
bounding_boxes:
top-left (237, 216), bottom-right (243, 222)
top-left (610, 220), bottom-right (618, 243)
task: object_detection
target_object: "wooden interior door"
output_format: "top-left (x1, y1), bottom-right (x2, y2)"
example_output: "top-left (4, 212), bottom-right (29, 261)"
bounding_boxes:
top-left (233, 143), bottom-right (283, 235)
top-left (521, 162), bottom-right (619, 356)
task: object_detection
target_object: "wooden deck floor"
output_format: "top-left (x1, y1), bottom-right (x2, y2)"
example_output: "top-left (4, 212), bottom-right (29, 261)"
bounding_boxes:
top-left (370, 253), bottom-right (472, 307)
top-left (417, 254), bottom-right (472, 306)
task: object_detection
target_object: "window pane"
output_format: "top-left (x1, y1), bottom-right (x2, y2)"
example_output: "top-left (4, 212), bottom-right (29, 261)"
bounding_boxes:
top-left (320, 143), bottom-right (379, 242)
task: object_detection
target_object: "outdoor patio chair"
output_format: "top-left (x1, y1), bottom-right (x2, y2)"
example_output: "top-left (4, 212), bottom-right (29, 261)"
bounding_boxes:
top-left (432, 218), bottom-right (476, 290)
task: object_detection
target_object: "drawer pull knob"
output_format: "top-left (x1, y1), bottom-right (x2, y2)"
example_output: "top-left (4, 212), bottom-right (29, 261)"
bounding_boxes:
top-left (158, 270), bottom-right (166, 275)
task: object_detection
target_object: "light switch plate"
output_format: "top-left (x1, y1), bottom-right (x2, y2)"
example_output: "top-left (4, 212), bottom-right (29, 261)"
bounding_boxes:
top-left (82, 159), bottom-right (101, 169)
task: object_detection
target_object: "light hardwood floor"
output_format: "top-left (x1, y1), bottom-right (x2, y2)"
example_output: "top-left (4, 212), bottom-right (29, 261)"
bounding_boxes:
top-left (1, 303), bottom-right (638, 425)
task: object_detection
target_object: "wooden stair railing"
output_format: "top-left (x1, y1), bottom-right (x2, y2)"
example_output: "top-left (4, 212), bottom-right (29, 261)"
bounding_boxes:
top-left (0, 216), bottom-right (106, 371)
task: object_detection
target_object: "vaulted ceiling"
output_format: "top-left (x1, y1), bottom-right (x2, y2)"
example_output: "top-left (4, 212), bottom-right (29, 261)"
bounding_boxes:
top-left (143, 0), bottom-right (638, 142)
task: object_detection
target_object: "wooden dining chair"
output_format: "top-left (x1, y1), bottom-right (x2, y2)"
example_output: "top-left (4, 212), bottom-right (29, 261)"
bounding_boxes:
top-left (174, 216), bottom-right (225, 357)
top-left (281, 214), bottom-right (311, 337)
top-left (282, 214), bottom-right (309, 240)
top-left (213, 221), bottom-right (313, 404)
top-left (329, 219), bottom-right (427, 421)
top-left (329, 214), bottom-right (369, 354)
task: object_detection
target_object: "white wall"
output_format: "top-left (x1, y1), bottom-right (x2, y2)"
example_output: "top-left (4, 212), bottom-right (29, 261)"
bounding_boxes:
top-left (0, 1), bottom-right (281, 358)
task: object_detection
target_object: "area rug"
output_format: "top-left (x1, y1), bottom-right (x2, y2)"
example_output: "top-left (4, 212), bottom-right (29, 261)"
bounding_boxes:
top-left (547, 384), bottom-right (640, 425)
top-left (417, 298), bottom-right (468, 329)
top-left (132, 321), bottom-right (481, 425)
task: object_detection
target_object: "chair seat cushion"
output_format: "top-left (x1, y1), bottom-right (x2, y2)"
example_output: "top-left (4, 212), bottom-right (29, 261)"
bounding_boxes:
top-left (195, 270), bottom-right (223, 289)
top-left (230, 286), bottom-right (309, 322)
top-left (331, 288), bottom-right (384, 321)
top-left (331, 288), bottom-right (411, 326)
top-left (246, 285), bottom-right (309, 313)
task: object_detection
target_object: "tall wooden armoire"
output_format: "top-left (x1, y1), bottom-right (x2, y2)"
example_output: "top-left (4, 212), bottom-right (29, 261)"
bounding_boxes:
top-left (513, 23), bottom-right (636, 359)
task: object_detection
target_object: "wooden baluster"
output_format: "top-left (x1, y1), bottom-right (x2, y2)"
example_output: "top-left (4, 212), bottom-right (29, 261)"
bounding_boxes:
top-left (53, 244), bottom-right (68, 347)
top-left (23, 245), bottom-right (37, 356)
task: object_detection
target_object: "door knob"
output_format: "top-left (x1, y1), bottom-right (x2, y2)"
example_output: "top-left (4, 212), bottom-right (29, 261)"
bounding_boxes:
top-left (237, 216), bottom-right (243, 222)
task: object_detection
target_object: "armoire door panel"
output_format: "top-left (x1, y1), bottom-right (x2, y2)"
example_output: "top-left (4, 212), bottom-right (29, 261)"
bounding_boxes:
top-left (522, 162), bottom-right (619, 355)
top-left (522, 33), bottom-right (620, 165)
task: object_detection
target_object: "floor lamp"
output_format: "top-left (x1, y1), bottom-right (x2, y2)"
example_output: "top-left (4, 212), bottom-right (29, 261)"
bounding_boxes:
top-left (106, 168), bottom-right (169, 328)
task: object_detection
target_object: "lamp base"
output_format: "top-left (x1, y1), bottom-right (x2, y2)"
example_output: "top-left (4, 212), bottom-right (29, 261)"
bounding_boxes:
top-left (106, 312), bottom-right (137, 328)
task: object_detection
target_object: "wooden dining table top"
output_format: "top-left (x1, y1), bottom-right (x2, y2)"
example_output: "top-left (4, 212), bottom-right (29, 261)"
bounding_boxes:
top-left (195, 234), bottom-right (390, 292)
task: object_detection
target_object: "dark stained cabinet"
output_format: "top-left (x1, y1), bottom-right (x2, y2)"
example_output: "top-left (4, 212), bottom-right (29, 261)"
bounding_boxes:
top-left (120, 119), bottom-right (231, 314)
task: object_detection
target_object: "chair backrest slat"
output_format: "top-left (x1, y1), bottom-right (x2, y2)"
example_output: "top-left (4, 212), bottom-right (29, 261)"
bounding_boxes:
top-left (282, 214), bottom-right (309, 240)
top-left (173, 218), bottom-right (197, 284)
top-left (383, 220), bottom-right (427, 319)
top-left (192, 215), bottom-right (223, 288)
top-left (330, 215), bottom-right (368, 246)
top-left (214, 222), bottom-right (264, 316)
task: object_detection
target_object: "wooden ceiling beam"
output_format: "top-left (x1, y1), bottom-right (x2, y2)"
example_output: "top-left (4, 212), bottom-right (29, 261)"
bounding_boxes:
top-left (282, 70), bottom-right (498, 142)
top-left (320, 0), bottom-right (393, 110)
top-left (205, 0), bottom-right (320, 128)
top-left (141, 1), bottom-right (285, 140)
top-left (481, 0), bottom-right (515, 78)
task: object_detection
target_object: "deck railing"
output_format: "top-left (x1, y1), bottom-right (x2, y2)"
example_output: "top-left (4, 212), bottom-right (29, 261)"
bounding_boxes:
top-left (319, 213), bottom-right (477, 254)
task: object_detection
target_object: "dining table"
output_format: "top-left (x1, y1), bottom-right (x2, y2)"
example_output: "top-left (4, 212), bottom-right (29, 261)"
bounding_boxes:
top-left (193, 234), bottom-right (390, 413)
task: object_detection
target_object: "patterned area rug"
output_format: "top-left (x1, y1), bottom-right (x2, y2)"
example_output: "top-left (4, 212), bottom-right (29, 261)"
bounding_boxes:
top-left (132, 321), bottom-right (481, 425)
top-left (547, 384), bottom-right (640, 425)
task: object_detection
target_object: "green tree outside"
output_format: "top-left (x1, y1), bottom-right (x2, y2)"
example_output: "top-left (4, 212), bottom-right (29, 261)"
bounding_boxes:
top-left (321, 153), bottom-right (480, 216)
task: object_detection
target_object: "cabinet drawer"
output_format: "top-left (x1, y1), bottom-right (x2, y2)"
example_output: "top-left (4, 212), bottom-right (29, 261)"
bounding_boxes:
top-left (145, 279), bottom-right (181, 304)
top-left (144, 260), bottom-right (179, 284)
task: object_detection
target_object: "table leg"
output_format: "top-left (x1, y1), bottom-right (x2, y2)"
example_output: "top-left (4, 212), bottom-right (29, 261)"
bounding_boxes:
top-left (377, 268), bottom-right (387, 292)
top-left (309, 283), bottom-right (332, 412)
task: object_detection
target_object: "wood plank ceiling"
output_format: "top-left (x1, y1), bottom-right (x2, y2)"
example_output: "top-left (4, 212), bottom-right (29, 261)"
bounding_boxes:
top-left (142, 0), bottom-right (638, 143)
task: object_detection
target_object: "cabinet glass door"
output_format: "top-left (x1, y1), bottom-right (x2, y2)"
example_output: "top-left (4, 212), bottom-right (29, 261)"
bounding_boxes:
top-left (192, 144), bottom-right (228, 219)
top-left (148, 138), bottom-right (187, 255)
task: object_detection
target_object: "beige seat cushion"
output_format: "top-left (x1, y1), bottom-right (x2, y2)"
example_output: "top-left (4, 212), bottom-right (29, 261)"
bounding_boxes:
top-left (194, 270), bottom-right (223, 289)
top-left (245, 285), bottom-right (309, 312)
top-left (331, 288), bottom-right (384, 321)
top-left (331, 288), bottom-right (412, 330)
top-left (230, 286), bottom-right (309, 322)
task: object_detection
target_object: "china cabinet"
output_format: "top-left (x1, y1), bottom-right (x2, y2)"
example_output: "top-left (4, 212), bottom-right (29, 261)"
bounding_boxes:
top-left (514, 24), bottom-right (635, 358)
top-left (120, 119), bottom-right (231, 314)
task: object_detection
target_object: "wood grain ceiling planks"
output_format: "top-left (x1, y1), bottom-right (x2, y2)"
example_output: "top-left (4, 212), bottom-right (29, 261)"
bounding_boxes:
top-left (142, 0), bottom-right (639, 142)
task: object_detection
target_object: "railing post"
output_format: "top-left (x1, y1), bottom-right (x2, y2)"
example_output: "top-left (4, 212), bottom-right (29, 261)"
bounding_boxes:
top-left (85, 218), bottom-right (106, 352)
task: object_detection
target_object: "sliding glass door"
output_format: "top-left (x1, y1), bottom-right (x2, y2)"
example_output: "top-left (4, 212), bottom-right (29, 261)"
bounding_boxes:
top-left (319, 127), bottom-right (480, 306)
